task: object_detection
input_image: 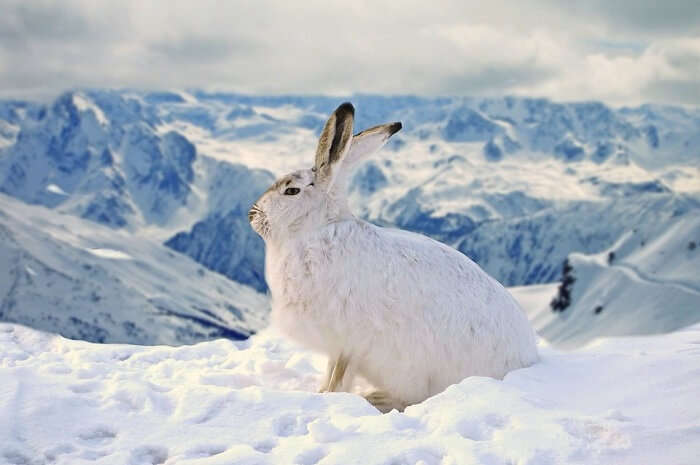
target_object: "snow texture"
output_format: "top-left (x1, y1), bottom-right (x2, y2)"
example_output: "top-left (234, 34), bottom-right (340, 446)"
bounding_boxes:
top-left (1, 321), bottom-right (699, 465)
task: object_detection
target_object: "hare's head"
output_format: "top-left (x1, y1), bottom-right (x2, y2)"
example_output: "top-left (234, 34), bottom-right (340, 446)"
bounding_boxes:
top-left (249, 102), bottom-right (401, 243)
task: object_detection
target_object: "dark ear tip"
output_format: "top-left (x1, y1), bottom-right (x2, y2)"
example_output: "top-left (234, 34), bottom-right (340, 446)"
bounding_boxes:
top-left (388, 121), bottom-right (402, 136)
top-left (336, 102), bottom-right (355, 118)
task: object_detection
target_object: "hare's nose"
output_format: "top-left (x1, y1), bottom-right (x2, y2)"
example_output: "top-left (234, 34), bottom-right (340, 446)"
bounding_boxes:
top-left (248, 205), bottom-right (263, 223)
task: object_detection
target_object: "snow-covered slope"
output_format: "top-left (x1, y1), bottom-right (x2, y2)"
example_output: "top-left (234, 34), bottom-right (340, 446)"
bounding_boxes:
top-left (2, 321), bottom-right (699, 465)
top-left (163, 157), bottom-right (273, 292)
top-left (521, 213), bottom-right (700, 348)
top-left (0, 194), bottom-right (268, 344)
top-left (506, 211), bottom-right (700, 349)
top-left (457, 193), bottom-right (699, 285)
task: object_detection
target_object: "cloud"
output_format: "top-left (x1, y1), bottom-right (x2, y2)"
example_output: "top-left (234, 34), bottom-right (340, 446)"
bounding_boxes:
top-left (542, 0), bottom-right (700, 37)
top-left (0, 0), bottom-right (698, 105)
top-left (149, 35), bottom-right (251, 64)
top-left (0, 1), bottom-right (89, 43)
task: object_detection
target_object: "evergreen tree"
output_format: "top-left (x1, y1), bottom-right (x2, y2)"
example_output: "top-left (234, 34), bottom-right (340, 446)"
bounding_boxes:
top-left (550, 258), bottom-right (575, 312)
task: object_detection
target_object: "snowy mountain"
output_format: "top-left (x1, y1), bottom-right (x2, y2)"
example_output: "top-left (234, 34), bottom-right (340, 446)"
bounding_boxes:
top-left (0, 92), bottom-right (187, 228)
top-left (164, 157), bottom-right (272, 292)
top-left (457, 193), bottom-right (699, 286)
top-left (1, 89), bottom-right (699, 345)
top-left (524, 213), bottom-right (700, 348)
top-left (0, 194), bottom-right (268, 344)
top-left (2, 321), bottom-right (699, 464)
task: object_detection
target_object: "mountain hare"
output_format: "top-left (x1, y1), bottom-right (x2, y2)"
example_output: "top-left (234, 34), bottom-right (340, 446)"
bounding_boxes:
top-left (249, 103), bottom-right (539, 412)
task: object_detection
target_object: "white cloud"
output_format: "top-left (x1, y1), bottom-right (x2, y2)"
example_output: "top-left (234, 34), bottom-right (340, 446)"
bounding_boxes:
top-left (0, 0), bottom-right (698, 105)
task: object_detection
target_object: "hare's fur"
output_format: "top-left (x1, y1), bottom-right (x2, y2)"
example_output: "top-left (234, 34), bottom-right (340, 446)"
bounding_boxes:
top-left (250, 103), bottom-right (539, 411)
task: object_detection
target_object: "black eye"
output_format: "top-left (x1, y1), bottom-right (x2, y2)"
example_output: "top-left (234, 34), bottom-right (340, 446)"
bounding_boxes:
top-left (284, 187), bottom-right (301, 196)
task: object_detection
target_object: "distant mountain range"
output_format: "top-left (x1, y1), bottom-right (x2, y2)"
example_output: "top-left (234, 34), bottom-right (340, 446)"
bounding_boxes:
top-left (0, 90), bottom-right (698, 345)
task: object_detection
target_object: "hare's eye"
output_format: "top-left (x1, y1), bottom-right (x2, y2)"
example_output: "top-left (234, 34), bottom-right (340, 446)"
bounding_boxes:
top-left (284, 187), bottom-right (301, 196)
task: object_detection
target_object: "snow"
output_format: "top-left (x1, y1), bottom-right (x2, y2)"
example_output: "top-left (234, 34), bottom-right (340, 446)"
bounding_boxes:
top-left (86, 248), bottom-right (132, 260)
top-left (45, 184), bottom-right (68, 196)
top-left (72, 93), bottom-right (109, 126)
top-left (1, 322), bottom-right (699, 465)
top-left (0, 193), bottom-right (269, 345)
top-left (528, 213), bottom-right (700, 349)
top-left (0, 120), bottom-right (19, 148)
top-left (509, 283), bottom-right (560, 321)
top-left (507, 211), bottom-right (700, 350)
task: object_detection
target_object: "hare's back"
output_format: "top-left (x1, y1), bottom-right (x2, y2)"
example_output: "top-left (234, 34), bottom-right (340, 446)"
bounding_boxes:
top-left (374, 226), bottom-right (499, 293)
top-left (350, 224), bottom-right (523, 322)
top-left (322, 220), bottom-right (518, 316)
top-left (350, 224), bottom-right (537, 392)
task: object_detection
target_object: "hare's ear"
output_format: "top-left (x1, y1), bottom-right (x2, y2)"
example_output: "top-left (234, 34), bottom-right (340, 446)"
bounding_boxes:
top-left (314, 102), bottom-right (355, 187)
top-left (324, 120), bottom-right (402, 201)
top-left (345, 122), bottom-right (401, 170)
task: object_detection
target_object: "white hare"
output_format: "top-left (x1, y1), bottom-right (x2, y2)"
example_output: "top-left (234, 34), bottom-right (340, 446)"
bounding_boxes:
top-left (249, 103), bottom-right (539, 412)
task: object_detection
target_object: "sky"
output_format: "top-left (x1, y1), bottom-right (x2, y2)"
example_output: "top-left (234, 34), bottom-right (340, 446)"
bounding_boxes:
top-left (1, 0), bottom-right (699, 106)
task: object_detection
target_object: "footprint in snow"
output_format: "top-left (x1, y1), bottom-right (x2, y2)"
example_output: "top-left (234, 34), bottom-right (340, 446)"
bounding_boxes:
top-left (78, 426), bottom-right (117, 446)
top-left (80, 449), bottom-right (112, 461)
top-left (190, 396), bottom-right (231, 424)
top-left (273, 413), bottom-right (312, 437)
top-left (183, 444), bottom-right (227, 459)
top-left (43, 444), bottom-right (76, 462)
top-left (253, 439), bottom-right (277, 454)
top-left (294, 447), bottom-right (327, 465)
top-left (129, 445), bottom-right (168, 465)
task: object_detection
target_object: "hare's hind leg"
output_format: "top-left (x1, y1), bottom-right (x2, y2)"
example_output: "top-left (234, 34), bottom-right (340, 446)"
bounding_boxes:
top-left (318, 358), bottom-right (335, 393)
top-left (318, 354), bottom-right (354, 393)
top-left (329, 355), bottom-right (356, 392)
top-left (364, 390), bottom-right (406, 413)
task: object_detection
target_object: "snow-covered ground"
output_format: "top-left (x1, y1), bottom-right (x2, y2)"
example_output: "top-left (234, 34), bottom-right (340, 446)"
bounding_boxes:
top-left (2, 321), bottom-right (699, 465)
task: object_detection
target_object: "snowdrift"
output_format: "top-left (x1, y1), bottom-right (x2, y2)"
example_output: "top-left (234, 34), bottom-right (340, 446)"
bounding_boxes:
top-left (1, 322), bottom-right (698, 465)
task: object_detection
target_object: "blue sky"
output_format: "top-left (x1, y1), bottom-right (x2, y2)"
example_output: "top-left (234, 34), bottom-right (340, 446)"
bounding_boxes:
top-left (1, 0), bottom-right (699, 105)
